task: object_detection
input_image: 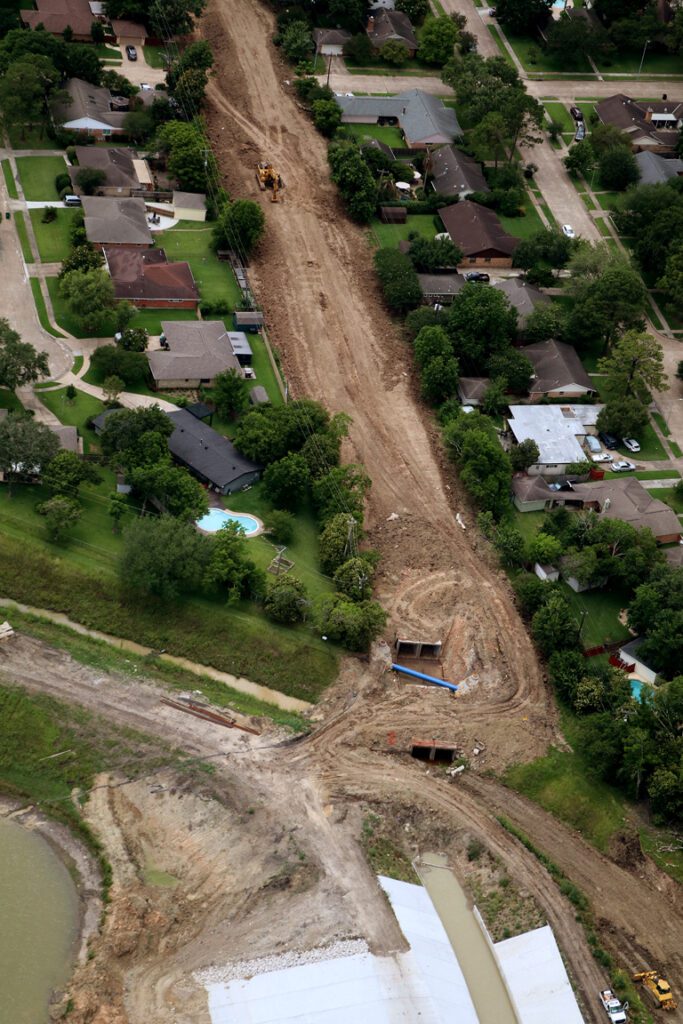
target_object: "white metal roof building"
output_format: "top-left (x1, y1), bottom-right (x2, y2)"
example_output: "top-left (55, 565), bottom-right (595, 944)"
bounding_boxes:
top-left (495, 925), bottom-right (585, 1024)
top-left (507, 404), bottom-right (603, 475)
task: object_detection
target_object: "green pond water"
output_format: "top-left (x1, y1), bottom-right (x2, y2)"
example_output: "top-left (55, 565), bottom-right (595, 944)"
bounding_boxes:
top-left (0, 816), bottom-right (79, 1024)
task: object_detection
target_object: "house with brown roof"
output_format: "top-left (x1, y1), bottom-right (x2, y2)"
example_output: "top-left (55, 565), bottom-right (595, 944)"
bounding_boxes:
top-left (492, 279), bottom-right (550, 333)
top-left (596, 94), bottom-right (683, 153)
top-left (22, 0), bottom-right (101, 40)
top-left (313, 27), bottom-right (351, 55)
top-left (104, 248), bottom-right (199, 309)
top-left (429, 146), bottom-right (489, 200)
top-left (417, 273), bottom-right (466, 304)
top-left (458, 377), bottom-right (490, 407)
top-left (82, 196), bottom-right (153, 248)
top-left (366, 10), bottom-right (418, 56)
top-left (69, 147), bottom-right (153, 196)
top-left (148, 321), bottom-right (250, 390)
top-left (521, 339), bottom-right (596, 400)
top-left (52, 79), bottom-right (129, 139)
top-left (438, 201), bottom-right (518, 267)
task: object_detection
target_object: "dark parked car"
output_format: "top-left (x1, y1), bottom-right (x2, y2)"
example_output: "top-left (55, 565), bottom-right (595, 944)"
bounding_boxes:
top-left (464, 271), bottom-right (490, 283)
top-left (599, 431), bottom-right (619, 449)
top-left (570, 106), bottom-right (584, 121)
top-left (126, 44), bottom-right (138, 60)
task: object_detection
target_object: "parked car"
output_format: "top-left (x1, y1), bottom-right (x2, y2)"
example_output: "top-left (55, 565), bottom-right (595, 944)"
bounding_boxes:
top-left (562, 224), bottom-right (576, 238)
top-left (570, 106), bottom-right (584, 121)
top-left (575, 123), bottom-right (586, 141)
top-left (126, 44), bottom-right (137, 60)
top-left (585, 435), bottom-right (601, 453)
top-left (622, 437), bottom-right (641, 453)
top-left (599, 431), bottom-right (619, 449)
top-left (592, 452), bottom-right (613, 463)
top-left (63, 194), bottom-right (81, 206)
top-left (464, 271), bottom-right (490, 282)
top-left (488, 7), bottom-right (496, 14)
top-left (611, 460), bottom-right (636, 472)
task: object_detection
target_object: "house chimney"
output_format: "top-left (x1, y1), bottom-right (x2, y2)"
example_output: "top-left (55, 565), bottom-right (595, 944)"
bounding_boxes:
top-left (367, 14), bottom-right (375, 33)
top-left (662, 93), bottom-right (667, 100)
top-left (644, 106), bottom-right (653, 123)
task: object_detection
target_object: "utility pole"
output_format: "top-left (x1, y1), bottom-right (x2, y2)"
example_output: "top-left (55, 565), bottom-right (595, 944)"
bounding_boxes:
top-left (326, 52), bottom-right (333, 88)
top-left (638, 39), bottom-right (650, 76)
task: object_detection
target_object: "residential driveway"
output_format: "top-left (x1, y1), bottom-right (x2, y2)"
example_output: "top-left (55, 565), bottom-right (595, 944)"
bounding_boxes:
top-left (531, 138), bottom-right (600, 241)
top-left (116, 46), bottom-right (166, 87)
top-left (653, 333), bottom-right (683, 452)
top-left (440, 0), bottom-right (500, 57)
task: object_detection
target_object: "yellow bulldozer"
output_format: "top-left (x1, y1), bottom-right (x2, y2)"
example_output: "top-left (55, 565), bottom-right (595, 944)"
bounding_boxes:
top-left (256, 162), bottom-right (283, 202)
top-left (632, 971), bottom-right (677, 1011)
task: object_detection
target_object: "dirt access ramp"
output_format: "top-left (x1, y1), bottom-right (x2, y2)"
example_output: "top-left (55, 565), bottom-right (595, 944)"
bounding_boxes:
top-left (202, 0), bottom-right (554, 763)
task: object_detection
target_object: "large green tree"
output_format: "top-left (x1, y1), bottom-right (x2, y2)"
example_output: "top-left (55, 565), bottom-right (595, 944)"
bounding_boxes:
top-left (0, 320), bottom-right (49, 389)
top-left (495, 0), bottom-right (552, 34)
top-left (121, 515), bottom-right (209, 600)
top-left (419, 15), bottom-right (459, 67)
top-left (0, 54), bottom-right (62, 138)
top-left (212, 368), bottom-right (248, 419)
top-left (42, 450), bottom-right (100, 497)
top-left (598, 330), bottom-right (667, 405)
top-left (0, 413), bottom-right (59, 493)
top-left (374, 248), bottom-right (422, 312)
top-left (263, 453), bottom-right (311, 510)
top-left (59, 269), bottom-right (115, 333)
top-left (446, 283), bottom-right (517, 373)
top-left (213, 199), bottom-right (265, 257)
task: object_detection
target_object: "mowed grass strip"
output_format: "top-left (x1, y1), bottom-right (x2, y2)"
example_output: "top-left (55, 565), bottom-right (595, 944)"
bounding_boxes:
top-left (14, 210), bottom-right (35, 263)
top-left (2, 158), bottom-right (18, 199)
top-left (0, 537), bottom-right (338, 702)
top-left (30, 278), bottom-right (64, 337)
top-left (16, 155), bottom-right (67, 201)
top-left (29, 208), bottom-right (79, 262)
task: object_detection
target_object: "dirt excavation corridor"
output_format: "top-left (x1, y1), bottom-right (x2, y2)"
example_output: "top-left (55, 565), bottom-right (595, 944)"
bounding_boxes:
top-left (3, 0), bottom-right (682, 1021)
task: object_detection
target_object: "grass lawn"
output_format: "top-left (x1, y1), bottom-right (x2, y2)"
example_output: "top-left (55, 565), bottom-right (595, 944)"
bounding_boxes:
top-left (511, 509), bottom-right (546, 543)
top-left (649, 486), bottom-right (683, 515)
top-left (15, 155), bottom-right (67, 201)
top-left (504, 710), bottom-right (628, 853)
top-left (504, 32), bottom-right (592, 73)
top-left (0, 388), bottom-right (24, 414)
top-left (30, 278), bottom-right (63, 338)
top-left (544, 102), bottom-right (573, 132)
top-left (93, 43), bottom-right (122, 62)
top-left (614, 420), bottom-right (667, 462)
top-left (29, 208), bottom-right (78, 263)
top-left (670, 441), bottom-right (683, 458)
top-left (6, 125), bottom-right (60, 150)
top-left (579, 192), bottom-right (596, 212)
top-left (593, 191), bottom-right (622, 212)
top-left (227, 486), bottom-right (333, 601)
top-left (202, 323), bottom-right (284, 408)
top-left (46, 277), bottom-right (199, 338)
top-left (345, 123), bottom-right (406, 149)
top-left (560, 581), bottom-right (631, 648)
top-left (487, 24), bottom-right (516, 68)
top-left (498, 200), bottom-right (545, 240)
top-left (143, 45), bottom-right (170, 69)
top-left (370, 212), bottom-right (438, 248)
top-left (596, 50), bottom-right (683, 75)
top-left (14, 211), bottom-right (34, 264)
top-left (156, 225), bottom-right (242, 308)
top-left (575, 101), bottom-right (596, 122)
top-left (652, 411), bottom-right (670, 437)
top-left (634, 469), bottom-right (680, 480)
top-left (2, 159), bottom-right (18, 199)
top-left (38, 387), bottom-right (106, 453)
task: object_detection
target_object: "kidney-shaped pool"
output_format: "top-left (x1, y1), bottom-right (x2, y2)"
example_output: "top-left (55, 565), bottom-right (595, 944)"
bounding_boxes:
top-left (196, 508), bottom-right (262, 537)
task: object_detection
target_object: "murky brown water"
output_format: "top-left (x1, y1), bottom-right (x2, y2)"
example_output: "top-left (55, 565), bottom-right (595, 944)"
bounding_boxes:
top-left (0, 816), bottom-right (78, 1024)
top-left (417, 852), bottom-right (519, 1024)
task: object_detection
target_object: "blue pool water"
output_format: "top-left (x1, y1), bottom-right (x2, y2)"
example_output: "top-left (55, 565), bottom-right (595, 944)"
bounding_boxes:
top-left (630, 679), bottom-right (652, 701)
top-left (196, 508), bottom-right (260, 536)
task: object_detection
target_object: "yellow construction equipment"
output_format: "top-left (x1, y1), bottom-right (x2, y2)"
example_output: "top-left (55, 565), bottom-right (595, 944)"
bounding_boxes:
top-left (632, 971), bottom-right (677, 1011)
top-left (256, 162), bottom-right (283, 202)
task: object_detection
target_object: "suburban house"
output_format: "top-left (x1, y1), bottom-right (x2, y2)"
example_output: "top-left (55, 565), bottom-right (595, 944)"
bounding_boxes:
top-left (618, 639), bottom-right (658, 685)
top-left (167, 409), bottom-right (260, 495)
top-left (366, 10), bottom-right (418, 56)
top-left (512, 476), bottom-right (680, 544)
top-left (82, 196), bottom-right (153, 248)
top-left (52, 79), bottom-right (129, 139)
top-left (148, 320), bottom-right (252, 390)
top-left (104, 248), bottom-right (199, 309)
top-left (22, 0), bottom-right (102, 39)
top-left (110, 18), bottom-right (146, 45)
top-left (417, 273), bottom-right (466, 304)
top-left (520, 339), bottom-right (597, 400)
top-left (429, 146), bottom-right (489, 200)
top-left (458, 377), bottom-right (490, 407)
top-left (92, 407), bottom-right (261, 495)
top-left (68, 147), bottom-right (153, 197)
top-left (634, 150), bottom-right (683, 185)
top-left (506, 403), bottom-right (602, 475)
top-left (335, 91), bottom-right (461, 148)
top-left (492, 279), bottom-right (550, 333)
top-left (172, 191), bottom-right (207, 222)
top-left (313, 27), bottom-right (351, 55)
top-left (438, 201), bottom-right (518, 267)
top-left (595, 94), bottom-right (683, 153)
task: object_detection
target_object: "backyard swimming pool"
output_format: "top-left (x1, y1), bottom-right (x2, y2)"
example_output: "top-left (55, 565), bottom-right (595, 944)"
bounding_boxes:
top-left (196, 508), bottom-right (261, 536)
top-left (630, 679), bottom-right (653, 701)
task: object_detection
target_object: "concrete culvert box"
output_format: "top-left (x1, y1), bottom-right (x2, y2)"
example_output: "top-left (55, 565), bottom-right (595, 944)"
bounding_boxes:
top-left (396, 638), bottom-right (442, 659)
top-left (411, 738), bottom-right (458, 763)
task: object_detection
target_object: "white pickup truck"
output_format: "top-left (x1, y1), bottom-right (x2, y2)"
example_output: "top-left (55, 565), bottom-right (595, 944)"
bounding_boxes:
top-left (600, 989), bottom-right (628, 1023)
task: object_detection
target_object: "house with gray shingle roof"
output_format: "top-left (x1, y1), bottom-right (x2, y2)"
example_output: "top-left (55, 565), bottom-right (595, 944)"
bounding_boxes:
top-left (521, 339), bottom-right (596, 400)
top-left (82, 196), bottom-right (153, 247)
top-left (635, 150), bottom-right (683, 185)
top-left (366, 10), bottom-right (418, 55)
top-left (335, 90), bottom-right (461, 149)
top-left (429, 146), bottom-right (489, 199)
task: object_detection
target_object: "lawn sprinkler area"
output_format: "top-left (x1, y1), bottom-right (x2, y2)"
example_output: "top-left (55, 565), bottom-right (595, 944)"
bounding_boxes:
top-left (196, 508), bottom-right (263, 537)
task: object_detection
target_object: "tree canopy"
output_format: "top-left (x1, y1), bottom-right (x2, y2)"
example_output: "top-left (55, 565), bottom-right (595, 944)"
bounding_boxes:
top-left (0, 319), bottom-right (49, 389)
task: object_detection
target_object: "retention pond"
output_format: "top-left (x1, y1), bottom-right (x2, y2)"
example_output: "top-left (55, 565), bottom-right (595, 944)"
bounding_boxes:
top-left (0, 815), bottom-right (79, 1024)
top-left (416, 852), bottom-right (519, 1024)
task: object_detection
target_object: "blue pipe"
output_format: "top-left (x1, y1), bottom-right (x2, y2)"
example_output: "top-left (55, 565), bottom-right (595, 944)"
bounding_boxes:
top-left (391, 663), bottom-right (459, 693)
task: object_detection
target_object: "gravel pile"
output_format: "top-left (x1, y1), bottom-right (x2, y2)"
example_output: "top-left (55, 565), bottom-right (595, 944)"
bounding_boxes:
top-left (196, 938), bottom-right (369, 984)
